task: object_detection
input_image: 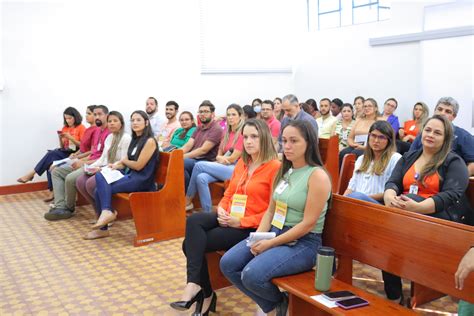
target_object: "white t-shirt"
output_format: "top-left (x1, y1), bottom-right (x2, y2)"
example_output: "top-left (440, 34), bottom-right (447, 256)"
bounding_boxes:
top-left (90, 133), bottom-right (132, 168)
top-left (347, 152), bottom-right (402, 195)
top-left (149, 112), bottom-right (166, 137)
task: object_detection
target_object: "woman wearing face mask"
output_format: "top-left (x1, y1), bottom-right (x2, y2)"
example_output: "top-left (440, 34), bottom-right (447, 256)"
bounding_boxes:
top-left (83, 110), bottom-right (158, 240)
top-left (220, 120), bottom-right (332, 316)
top-left (252, 98), bottom-right (263, 119)
top-left (170, 119), bottom-right (280, 315)
top-left (75, 111), bottom-right (131, 208)
top-left (185, 104), bottom-right (245, 213)
top-left (17, 107), bottom-right (86, 198)
top-left (331, 103), bottom-right (356, 150)
top-left (344, 121), bottom-right (401, 204)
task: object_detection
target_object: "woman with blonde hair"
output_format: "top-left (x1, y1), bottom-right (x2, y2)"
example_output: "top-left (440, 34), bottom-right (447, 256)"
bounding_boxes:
top-left (185, 104), bottom-right (245, 213)
top-left (399, 101), bottom-right (429, 143)
top-left (171, 119), bottom-right (280, 315)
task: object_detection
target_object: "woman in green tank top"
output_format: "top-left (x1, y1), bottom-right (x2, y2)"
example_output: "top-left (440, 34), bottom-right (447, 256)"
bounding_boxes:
top-left (220, 120), bottom-right (332, 315)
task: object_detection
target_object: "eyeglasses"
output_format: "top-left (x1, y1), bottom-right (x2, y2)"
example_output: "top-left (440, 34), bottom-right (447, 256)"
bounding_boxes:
top-left (369, 133), bottom-right (388, 141)
top-left (363, 105), bottom-right (374, 108)
top-left (198, 110), bottom-right (212, 114)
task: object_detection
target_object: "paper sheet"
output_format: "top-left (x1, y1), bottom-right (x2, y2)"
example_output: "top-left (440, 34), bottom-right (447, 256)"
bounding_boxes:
top-left (100, 167), bottom-right (124, 184)
top-left (52, 157), bottom-right (74, 167)
top-left (246, 232), bottom-right (276, 247)
top-left (310, 295), bottom-right (338, 308)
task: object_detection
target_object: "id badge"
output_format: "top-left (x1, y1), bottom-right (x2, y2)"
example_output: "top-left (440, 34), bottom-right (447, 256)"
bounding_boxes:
top-left (409, 184), bottom-right (419, 195)
top-left (68, 142), bottom-right (76, 151)
top-left (275, 180), bottom-right (289, 194)
top-left (97, 142), bottom-right (102, 151)
top-left (409, 125), bottom-right (416, 131)
top-left (230, 194), bottom-right (247, 218)
top-left (342, 130), bottom-right (349, 141)
top-left (271, 200), bottom-right (288, 229)
top-left (131, 146), bottom-right (137, 156)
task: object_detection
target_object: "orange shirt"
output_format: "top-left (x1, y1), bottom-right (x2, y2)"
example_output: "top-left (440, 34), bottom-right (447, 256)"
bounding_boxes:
top-left (402, 120), bottom-right (419, 140)
top-left (61, 124), bottom-right (86, 150)
top-left (402, 164), bottom-right (440, 198)
top-left (219, 158), bottom-right (281, 228)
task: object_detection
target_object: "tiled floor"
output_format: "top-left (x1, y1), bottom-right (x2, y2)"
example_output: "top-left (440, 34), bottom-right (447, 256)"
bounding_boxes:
top-left (1, 191), bottom-right (457, 315)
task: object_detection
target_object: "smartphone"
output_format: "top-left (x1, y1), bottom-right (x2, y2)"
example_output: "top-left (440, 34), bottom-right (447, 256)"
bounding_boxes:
top-left (336, 297), bottom-right (369, 310)
top-left (322, 291), bottom-right (356, 301)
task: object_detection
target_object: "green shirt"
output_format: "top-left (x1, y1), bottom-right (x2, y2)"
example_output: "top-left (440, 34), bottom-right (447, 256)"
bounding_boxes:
top-left (272, 165), bottom-right (329, 233)
top-left (170, 127), bottom-right (196, 148)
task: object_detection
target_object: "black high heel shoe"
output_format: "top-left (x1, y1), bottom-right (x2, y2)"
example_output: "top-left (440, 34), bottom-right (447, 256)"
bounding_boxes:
top-left (170, 290), bottom-right (204, 311)
top-left (193, 291), bottom-right (217, 316)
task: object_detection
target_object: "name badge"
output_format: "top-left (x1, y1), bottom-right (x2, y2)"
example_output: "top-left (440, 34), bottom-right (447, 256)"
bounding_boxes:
top-left (230, 194), bottom-right (247, 218)
top-left (68, 142), bottom-right (76, 151)
top-left (97, 142), bottom-right (102, 151)
top-left (342, 130), bottom-right (349, 141)
top-left (275, 180), bottom-right (289, 194)
top-left (271, 200), bottom-right (288, 229)
top-left (131, 146), bottom-right (137, 156)
top-left (409, 184), bottom-right (419, 195)
top-left (409, 125), bottom-right (416, 131)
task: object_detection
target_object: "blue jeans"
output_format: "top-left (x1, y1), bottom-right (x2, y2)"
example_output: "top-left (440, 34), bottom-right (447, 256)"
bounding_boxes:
top-left (184, 158), bottom-right (198, 193)
top-left (220, 226), bottom-right (322, 313)
top-left (186, 161), bottom-right (235, 212)
top-left (346, 192), bottom-right (381, 205)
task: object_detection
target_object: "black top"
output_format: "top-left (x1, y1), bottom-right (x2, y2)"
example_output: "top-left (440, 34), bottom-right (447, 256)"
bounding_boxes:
top-left (385, 149), bottom-right (469, 213)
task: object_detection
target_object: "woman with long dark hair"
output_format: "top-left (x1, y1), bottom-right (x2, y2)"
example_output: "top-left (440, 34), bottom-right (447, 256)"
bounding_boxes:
top-left (167, 111), bottom-right (197, 149)
top-left (83, 110), bottom-right (158, 240)
top-left (17, 107), bottom-right (86, 195)
top-left (170, 119), bottom-right (280, 315)
top-left (220, 120), bottom-right (332, 316)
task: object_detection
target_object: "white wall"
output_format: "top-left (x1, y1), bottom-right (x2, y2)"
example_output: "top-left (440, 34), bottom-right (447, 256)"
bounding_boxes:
top-left (420, 1), bottom-right (474, 132)
top-left (0, 1), bottom-right (293, 185)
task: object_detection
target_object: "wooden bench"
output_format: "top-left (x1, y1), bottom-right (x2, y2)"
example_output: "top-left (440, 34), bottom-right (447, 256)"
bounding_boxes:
top-left (319, 136), bottom-right (339, 193)
top-left (273, 195), bottom-right (474, 315)
top-left (112, 150), bottom-right (186, 247)
top-left (336, 153), bottom-right (356, 195)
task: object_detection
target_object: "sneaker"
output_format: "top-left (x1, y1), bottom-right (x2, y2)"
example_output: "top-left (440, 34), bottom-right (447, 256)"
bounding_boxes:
top-left (44, 208), bottom-right (74, 221)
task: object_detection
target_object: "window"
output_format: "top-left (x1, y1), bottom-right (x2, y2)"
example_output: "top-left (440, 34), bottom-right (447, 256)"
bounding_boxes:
top-left (313, 0), bottom-right (390, 30)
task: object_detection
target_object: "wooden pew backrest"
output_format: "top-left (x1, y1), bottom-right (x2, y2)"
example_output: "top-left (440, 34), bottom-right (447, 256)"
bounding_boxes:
top-left (319, 136), bottom-right (339, 193)
top-left (337, 153), bottom-right (356, 195)
top-left (323, 195), bottom-right (474, 303)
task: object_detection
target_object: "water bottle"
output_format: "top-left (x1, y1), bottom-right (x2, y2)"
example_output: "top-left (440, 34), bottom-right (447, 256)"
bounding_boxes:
top-left (315, 246), bottom-right (335, 292)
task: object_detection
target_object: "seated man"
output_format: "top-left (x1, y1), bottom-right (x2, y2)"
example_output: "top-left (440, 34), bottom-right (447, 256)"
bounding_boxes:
top-left (260, 100), bottom-right (281, 147)
top-left (181, 100), bottom-right (223, 191)
top-left (44, 105), bottom-right (110, 220)
top-left (159, 101), bottom-right (181, 148)
top-left (316, 98), bottom-right (338, 139)
top-left (278, 94), bottom-right (318, 152)
top-left (410, 97), bottom-right (474, 176)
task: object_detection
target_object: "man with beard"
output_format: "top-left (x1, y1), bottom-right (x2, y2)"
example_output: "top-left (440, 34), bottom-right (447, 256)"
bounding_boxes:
top-left (160, 101), bottom-right (181, 148)
top-left (45, 105), bottom-right (110, 221)
top-left (316, 98), bottom-right (338, 139)
top-left (181, 100), bottom-right (223, 191)
top-left (260, 100), bottom-right (281, 147)
top-left (146, 96), bottom-right (165, 137)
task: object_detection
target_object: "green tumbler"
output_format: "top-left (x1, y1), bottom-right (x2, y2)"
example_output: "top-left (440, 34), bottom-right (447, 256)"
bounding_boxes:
top-left (458, 300), bottom-right (474, 316)
top-left (315, 246), bottom-right (335, 292)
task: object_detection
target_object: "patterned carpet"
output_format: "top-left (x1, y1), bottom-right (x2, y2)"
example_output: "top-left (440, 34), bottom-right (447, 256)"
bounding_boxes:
top-left (0, 191), bottom-right (458, 315)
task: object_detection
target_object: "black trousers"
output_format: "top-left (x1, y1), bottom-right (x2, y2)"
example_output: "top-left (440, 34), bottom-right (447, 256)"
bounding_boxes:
top-left (182, 212), bottom-right (254, 297)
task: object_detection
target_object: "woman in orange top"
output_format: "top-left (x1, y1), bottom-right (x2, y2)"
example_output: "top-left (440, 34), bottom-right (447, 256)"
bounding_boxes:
top-left (17, 107), bottom-right (86, 195)
top-left (170, 119), bottom-right (280, 315)
top-left (398, 101), bottom-right (429, 142)
top-left (383, 114), bottom-right (469, 302)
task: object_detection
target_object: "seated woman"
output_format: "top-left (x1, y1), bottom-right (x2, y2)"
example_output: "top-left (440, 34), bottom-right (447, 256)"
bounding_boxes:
top-left (399, 101), bottom-right (429, 143)
top-left (383, 114), bottom-right (470, 302)
top-left (17, 107), bottom-right (86, 197)
top-left (163, 111), bottom-right (196, 151)
top-left (185, 104), bottom-right (244, 212)
top-left (75, 111), bottom-right (131, 208)
top-left (344, 121), bottom-right (401, 204)
top-left (170, 119), bottom-right (280, 315)
top-left (378, 98), bottom-right (400, 133)
top-left (220, 120), bottom-right (332, 316)
top-left (353, 96), bottom-right (365, 119)
top-left (83, 110), bottom-right (158, 240)
top-left (339, 98), bottom-right (379, 167)
top-left (331, 103), bottom-right (355, 150)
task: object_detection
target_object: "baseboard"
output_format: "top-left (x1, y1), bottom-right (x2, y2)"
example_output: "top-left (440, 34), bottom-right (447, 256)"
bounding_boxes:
top-left (0, 181), bottom-right (48, 195)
